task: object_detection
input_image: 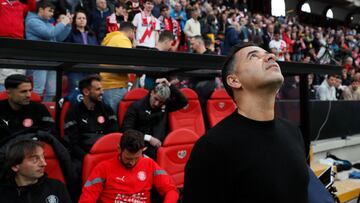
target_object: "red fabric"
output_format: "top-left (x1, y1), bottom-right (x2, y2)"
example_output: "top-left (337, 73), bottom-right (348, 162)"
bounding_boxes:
top-left (168, 88), bottom-right (205, 136)
top-left (0, 0), bottom-right (36, 39)
top-left (282, 32), bottom-right (293, 53)
top-left (79, 157), bottom-right (179, 203)
top-left (157, 128), bottom-right (199, 188)
top-left (42, 142), bottom-right (66, 183)
top-left (60, 101), bottom-right (71, 138)
top-left (206, 89), bottom-right (236, 127)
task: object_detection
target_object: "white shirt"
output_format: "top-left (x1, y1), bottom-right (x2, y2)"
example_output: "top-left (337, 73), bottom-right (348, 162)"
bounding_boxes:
top-left (316, 79), bottom-right (337, 101)
top-left (132, 12), bottom-right (160, 48)
top-left (183, 18), bottom-right (201, 37)
top-left (269, 39), bottom-right (287, 61)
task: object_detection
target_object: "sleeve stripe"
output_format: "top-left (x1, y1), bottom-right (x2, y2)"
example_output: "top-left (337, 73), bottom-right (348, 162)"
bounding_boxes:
top-left (84, 177), bottom-right (105, 187)
top-left (153, 169), bottom-right (167, 176)
top-left (64, 121), bottom-right (77, 129)
top-left (42, 116), bottom-right (54, 123)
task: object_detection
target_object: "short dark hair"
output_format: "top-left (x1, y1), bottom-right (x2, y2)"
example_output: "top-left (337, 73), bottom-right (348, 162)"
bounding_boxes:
top-left (36, 0), bottom-right (55, 13)
top-left (4, 140), bottom-right (43, 177)
top-left (120, 21), bottom-right (135, 32)
top-left (114, 1), bottom-right (125, 8)
top-left (159, 30), bottom-right (175, 42)
top-left (221, 42), bottom-right (257, 100)
top-left (160, 4), bottom-right (169, 12)
top-left (120, 130), bottom-right (145, 153)
top-left (4, 74), bottom-right (31, 89)
top-left (192, 35), bottom-right (204, 44)
top-left (78, 74), bottom-right (101, 94)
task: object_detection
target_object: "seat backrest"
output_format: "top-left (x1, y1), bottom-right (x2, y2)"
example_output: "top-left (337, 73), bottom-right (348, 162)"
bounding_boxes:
top-left (118, 88), bottom-right (148, 127)
top-left (42, 142), bottom-right (66, 184)
top-left (0, 91), bottom-right (42, 102)
top-left (157, 128), bottom-right (199, 188)
top-left (168, 88), bottom-right (205, 136)
top-left (42, 102), bottom-right (56, 121)
top-left (59, 101), bottom-right (71, 138)
top-left (206, 89), bottom-right (236, 128)
top-left (82, 132), bottom-right (122, 184)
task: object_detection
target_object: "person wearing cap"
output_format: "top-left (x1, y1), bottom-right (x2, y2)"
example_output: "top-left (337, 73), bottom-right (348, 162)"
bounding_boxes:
top-left (132, 0), bottom-right (161, 49)
top-left (121, 78), bottom-right (188, 160)
top-left (0, 74), bottom-right (56, 144)
top-left (79, 129), bottom-right (179, 203)
top-left (183, 43), bottom-right (308, 202)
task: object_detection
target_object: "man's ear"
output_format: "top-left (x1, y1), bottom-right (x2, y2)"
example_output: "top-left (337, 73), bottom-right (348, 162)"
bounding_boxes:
top-left (226, 74), bottom-right (242, 89)
top-left (11, 165), bottom-right (19, 173)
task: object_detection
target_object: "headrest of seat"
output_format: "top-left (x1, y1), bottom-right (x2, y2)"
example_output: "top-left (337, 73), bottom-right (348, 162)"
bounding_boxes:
top-left (123, 88), bottom-right (148, 100)
top-left (181, 88), bottom-right (198, 99)
top-left (210, 89), bottom-right (231, 99)
top-left (0, 91), bottom-right (42, 102)
top-left (90, 133), bottom-right (122, 154)
top-left (162, 128), bottom-right (199, 147)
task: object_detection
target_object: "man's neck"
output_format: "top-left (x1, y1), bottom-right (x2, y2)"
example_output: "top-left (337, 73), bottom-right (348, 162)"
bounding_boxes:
top-left (8, 100), bottom-right (22, 111)
top-left (83, 98), bottom-right (96, 110)
top-left (197, 47), bottom-right (207, 54)
top-left (144, 10), bottom-right (151, 16)
top-left (235, 90), bottom-right (277, 121)
top-left (15, 175), bottom-right (38, 187)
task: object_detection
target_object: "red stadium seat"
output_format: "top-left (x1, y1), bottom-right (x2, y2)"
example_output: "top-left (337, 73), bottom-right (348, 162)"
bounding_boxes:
top-left (42, 102), bottom-right (56, 121)
top-left (206, 89), bottom-right (236, 128)
top-left (168, 88), bottom-right (205, 136)
top-left (59, 101), bottom-right (71, 138)
top-left (42, 142), bottom-right (66, 184)
top-left (157, 128), bottom-right (199, 188)
top-left (0, 91), bottom-right (42, 102)
top-left (82, 132), bottom-right (122, 185)
top-left (118, 88), bottom-right (148, 127)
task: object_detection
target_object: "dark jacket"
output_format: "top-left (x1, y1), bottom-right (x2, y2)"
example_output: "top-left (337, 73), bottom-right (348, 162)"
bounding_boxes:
top-left (121, 85), bottom-right (188, 142)
top-left (0, 100), bottom-right (56, 143)
top-left (65, 29), bottom-right (99, 45)
top-left (0, 131), bottom-right (75, 199)
top-left (222, 25), bottom-right (241, 55)
top-left (64, 101), bottom-right (119, 160)
top-left (89, 8), bottom-right (112, 42)
top-left (0, 174), bottom-right (72, 203)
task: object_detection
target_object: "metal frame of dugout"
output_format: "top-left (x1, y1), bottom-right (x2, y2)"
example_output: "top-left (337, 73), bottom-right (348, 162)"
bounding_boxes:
top-left (0, 37), bottom-right (342, 159)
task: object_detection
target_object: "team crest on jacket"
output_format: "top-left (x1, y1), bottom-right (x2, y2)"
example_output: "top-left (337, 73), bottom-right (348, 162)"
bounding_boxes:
top-left (46, 195), bottom-right (59, 203)
top-left (177, 150), bottom-right (187, 159)
top-left (23, 118), bottom-right (33, 127)
top-left (97, 116), bottom-right (105, 124)
top-left (137, 171), bottom-right (146, 181)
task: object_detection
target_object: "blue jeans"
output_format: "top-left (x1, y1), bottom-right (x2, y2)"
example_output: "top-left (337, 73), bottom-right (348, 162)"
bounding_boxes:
top-left (102, 87), bottom-right (127, 114)
top-left (0, 84), bottom-right (5, 92)
top-left (32, 70), bottom-right (56, 101)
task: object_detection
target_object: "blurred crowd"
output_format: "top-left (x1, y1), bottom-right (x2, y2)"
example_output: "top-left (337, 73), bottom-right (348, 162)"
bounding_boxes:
top-left (1, 0), bottom-right (360, 100)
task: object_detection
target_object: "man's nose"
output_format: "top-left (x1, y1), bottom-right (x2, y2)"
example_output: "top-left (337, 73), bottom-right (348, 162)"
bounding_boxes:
top-left (264, 53), bottom-right (276, 62)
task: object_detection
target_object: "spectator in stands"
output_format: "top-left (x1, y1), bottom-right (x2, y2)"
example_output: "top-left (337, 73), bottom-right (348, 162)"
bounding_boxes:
top-left (132, 0), bottom-right (160, 49)
top-left (152, 0), bottom-right (162, 18)
top-left (222, 22), bottom-right (241, 55)
top-left (170, 2), bottom-right (187, 31)
top-left (0, 140), bottom-right (71, 202)
top-left (269, 30), bottom-right (287, 61)
top-left (122, 78), bottom-right (188, 160)
top-left (158, 4), bottom-right (181, 50)
top-left (64, 74), bottom-right (119, 162)
top-left (89, 0), bottom-right (112, 42)
top-left (184, 9), bottom-right (201, 52)
top-left (316, 74), bottom-right (338, 101)
top-left (155, 30), bottom-right (176, 52)
top-left (0, 74), bottom-right (56, 143)
top-left (183, 43), bottom-right (309, 202)
top-left (66, 10), bottom-right (99, 97)
top-left (342, 79), bottom-right (360, 100)
top-left (79, 129), bottom-right (179, 203)
top-left (106, 1), bottom-right (127, 33)
top-left (0, 0), bottom-right (35, 39)
top-left (101, 21), bottom-right (135, 114)
top-left (262, 23), bottom-right (274, 51)
top-left (25, 1), bottom-right (72, 101)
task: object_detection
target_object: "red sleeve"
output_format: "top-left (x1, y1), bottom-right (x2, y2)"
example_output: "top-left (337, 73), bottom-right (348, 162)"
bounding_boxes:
top-left (78, 162), bottom-right (107, 203)
top-left (152, 161), bottom-right (179, 203)
top-left (23, 0), bottom-right (36, 14)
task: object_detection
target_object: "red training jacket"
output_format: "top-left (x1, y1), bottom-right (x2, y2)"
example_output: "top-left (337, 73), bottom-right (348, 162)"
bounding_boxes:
top-left (0, 0), bottom-right (36, 39)
top-left (79, 157), bottom-right (179, 203)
